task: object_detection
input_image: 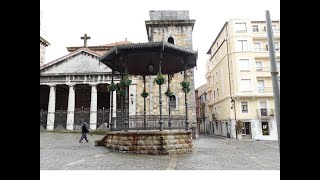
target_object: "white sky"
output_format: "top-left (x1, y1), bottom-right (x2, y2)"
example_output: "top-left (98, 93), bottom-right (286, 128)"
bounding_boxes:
top-left (40, 0), bottom-right (280, 88)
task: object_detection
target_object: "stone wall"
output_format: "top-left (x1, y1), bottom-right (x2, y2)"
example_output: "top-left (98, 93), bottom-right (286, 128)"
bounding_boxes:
top-left (97, 130), bottom-right (193, 155)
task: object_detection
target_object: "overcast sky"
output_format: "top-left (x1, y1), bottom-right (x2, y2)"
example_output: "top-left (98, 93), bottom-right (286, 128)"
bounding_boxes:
top-left (40, 0), bottom-right (280, 88)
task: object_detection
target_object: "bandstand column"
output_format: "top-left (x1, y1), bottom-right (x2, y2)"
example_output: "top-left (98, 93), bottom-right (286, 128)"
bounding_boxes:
top-left (89, 83), bottom-right (98, 130)
top-left (47, 84), bottom-right (56, 130)
top-left (66, 83), bottom-right (75, 130)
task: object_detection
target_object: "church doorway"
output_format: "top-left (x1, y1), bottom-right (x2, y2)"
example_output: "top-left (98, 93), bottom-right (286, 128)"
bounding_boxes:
top-left (74, 84), bottom-right (91, 129)
top-left (54, 84), bottom-right (69, 129)
top-left (97, 83), bottom-right (110, 129)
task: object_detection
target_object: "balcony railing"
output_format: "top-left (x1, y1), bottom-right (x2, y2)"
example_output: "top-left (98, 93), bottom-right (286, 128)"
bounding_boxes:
top-left (257, 87), bottom-right (273, 93)
top-left (252, 29), bottom-right (280, 33)
top-left (256, 67), bottom-right (280, 72)
top-left (253, 48), bottom-right (280, 52)
top-left (256, 108), bottom-right (275, 117)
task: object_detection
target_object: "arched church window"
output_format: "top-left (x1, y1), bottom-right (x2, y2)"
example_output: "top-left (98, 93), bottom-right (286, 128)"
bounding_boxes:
top-left (169, 95), bottom-right (176, 109)
top-left (168, 37), bottom-right (174, 44)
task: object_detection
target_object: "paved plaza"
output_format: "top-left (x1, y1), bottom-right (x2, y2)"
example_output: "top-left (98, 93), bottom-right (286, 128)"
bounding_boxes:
top-left (40, 132), bottom-right (280, 170)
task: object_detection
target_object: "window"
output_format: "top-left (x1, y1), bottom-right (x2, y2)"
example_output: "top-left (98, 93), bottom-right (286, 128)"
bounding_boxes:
top-left (240, 79), bottom-right (252, 91)
top-left (272, 25), bottom-right (276, 31)
top-left (259, 101), bottom-right (267, 116)
top-left (262, 122), bottom-right (270, 135)
top-left (168, 37), bottom-right (174, 44)
top-left (252, 25), bottom-right (259, 32)
top-left (213, 90), bottom-right (215, 98)
top-left (239, 59), bottom-right (250, 71)
top-left (169, 95), bottom-right (176, 109)
top-left (258, 80), bottom-right (265, 92)
top-left (217, 88), bottom-right (219, 97)
top-left (235, 22), bottom-right (247, 31)
top-left (254, 43), bottom-right (261, 51)
top-left (266, 44), bottom-right (269, 51)
top-left (241, 102), bottom-right (248, 113)
top-left (256, 61), bottom-right (263, 71)
top-left (277, 61), bottom-right (280, 71)
top-left (237, 40), bottom-right (248, 51)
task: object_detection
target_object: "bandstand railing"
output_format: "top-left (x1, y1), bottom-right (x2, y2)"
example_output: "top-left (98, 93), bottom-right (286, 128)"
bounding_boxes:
top-left (110, 115), bottom-right (186, 131)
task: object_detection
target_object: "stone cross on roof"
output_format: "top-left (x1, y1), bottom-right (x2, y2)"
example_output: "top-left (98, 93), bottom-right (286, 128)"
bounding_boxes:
top-left (81, 33), bottom-right (91, 47)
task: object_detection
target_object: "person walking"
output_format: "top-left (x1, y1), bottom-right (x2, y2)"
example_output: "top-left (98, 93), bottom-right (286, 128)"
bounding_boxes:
top-left (79, 122), bottom-right (90, 143)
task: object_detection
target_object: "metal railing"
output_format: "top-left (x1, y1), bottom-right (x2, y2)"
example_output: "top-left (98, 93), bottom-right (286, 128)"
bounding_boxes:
top-left (256, 67), bottom-right (280, 72)
top-left (256, 108), bottom-right (275, 117)
top-left (110, 115), bottom-right (186, 131)
top-left (252, 29), bottom-right (280, 33)
top-left (54, 110), bottom-right (67, 129)
top-left (257, 87), bottom-right (273, 93)
top-left (253, 47), bottom-right (280, 52)
top-left (97, 108), bottom-right (110, 129)
top-left (40, 109), bottom-right (48, 129)
top-left (73, 107), bottom-right (90, 130)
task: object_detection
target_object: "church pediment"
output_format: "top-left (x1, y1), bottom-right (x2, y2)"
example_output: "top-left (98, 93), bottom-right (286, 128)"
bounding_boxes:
top-left (40, 48), bottom-right (111, 75)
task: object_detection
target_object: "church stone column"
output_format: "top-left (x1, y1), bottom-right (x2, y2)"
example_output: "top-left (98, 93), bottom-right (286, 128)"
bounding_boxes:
top-left (89, 83), bottom-right (98, 130)
top-left (66, 83), bottom-right (75, 130)
top-left (47, 84), bottom-right (56, 130)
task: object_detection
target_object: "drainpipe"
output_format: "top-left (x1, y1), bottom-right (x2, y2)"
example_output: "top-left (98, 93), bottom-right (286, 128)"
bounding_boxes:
top-left (226, 22), bottom-right (237, 139)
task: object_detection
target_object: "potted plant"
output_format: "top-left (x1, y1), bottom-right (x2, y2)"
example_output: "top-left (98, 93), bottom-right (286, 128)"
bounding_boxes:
top-left (141, 90), bottom-right (149, 98)
top-left (154, 72), bottom-right (166, 85)
top-left (235, 120), bottom-right (243, 140)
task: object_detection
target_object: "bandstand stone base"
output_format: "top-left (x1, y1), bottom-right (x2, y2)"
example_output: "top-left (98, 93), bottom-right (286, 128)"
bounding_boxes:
top-left (96, 130), bottom-right (194, 155)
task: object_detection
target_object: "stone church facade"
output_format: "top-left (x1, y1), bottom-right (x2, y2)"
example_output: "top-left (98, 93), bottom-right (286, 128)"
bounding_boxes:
top-left (40, 10), bottom-right (197, 132)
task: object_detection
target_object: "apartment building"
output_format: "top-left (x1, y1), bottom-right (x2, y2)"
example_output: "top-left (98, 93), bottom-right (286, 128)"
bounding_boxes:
top-left (195, 84), bottom-right (208, 134)
top-left (205, 18), bottom-right (280, 140)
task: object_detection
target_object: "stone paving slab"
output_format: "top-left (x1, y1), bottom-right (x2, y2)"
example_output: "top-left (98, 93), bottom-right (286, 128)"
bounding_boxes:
top-left (40, 132), bottom-right (280, 170)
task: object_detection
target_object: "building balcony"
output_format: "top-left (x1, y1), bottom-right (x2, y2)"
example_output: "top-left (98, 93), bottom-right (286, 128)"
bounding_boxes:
top-left (256, 108), bottom-right (275, 118)
top-left (257, 87), bottom-right (273, 93)
top-left (256, 67), bottom-right (280, 77)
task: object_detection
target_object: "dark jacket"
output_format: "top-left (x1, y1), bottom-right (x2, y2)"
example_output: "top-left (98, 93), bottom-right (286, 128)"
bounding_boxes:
top-left (81, 124), bottom-right (89, 133)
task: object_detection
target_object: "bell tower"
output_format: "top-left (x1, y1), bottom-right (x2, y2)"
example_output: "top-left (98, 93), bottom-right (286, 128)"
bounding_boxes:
top-left (145, 10), bottom-right (195, 49)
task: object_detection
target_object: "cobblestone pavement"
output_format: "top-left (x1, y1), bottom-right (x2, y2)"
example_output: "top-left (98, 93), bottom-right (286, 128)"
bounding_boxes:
top-left (40, 132), bottom-right (280, 170)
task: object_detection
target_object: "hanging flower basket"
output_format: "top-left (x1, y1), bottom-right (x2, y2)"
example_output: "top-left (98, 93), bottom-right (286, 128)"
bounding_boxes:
top-left (108, 82), bottom-right (116, 91)
top-left (180, 80), bottom-right (190, 89)
top-left (121, 75), bottom-right (132, 86)
top-left (154, 72), bottom-right (166, 85)
top-left (182, 87), bottom-right (190, 93)
top-left (165, 89), bottom-right (173, 97)
top-left (141, 90), bottom-right (149, 98)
